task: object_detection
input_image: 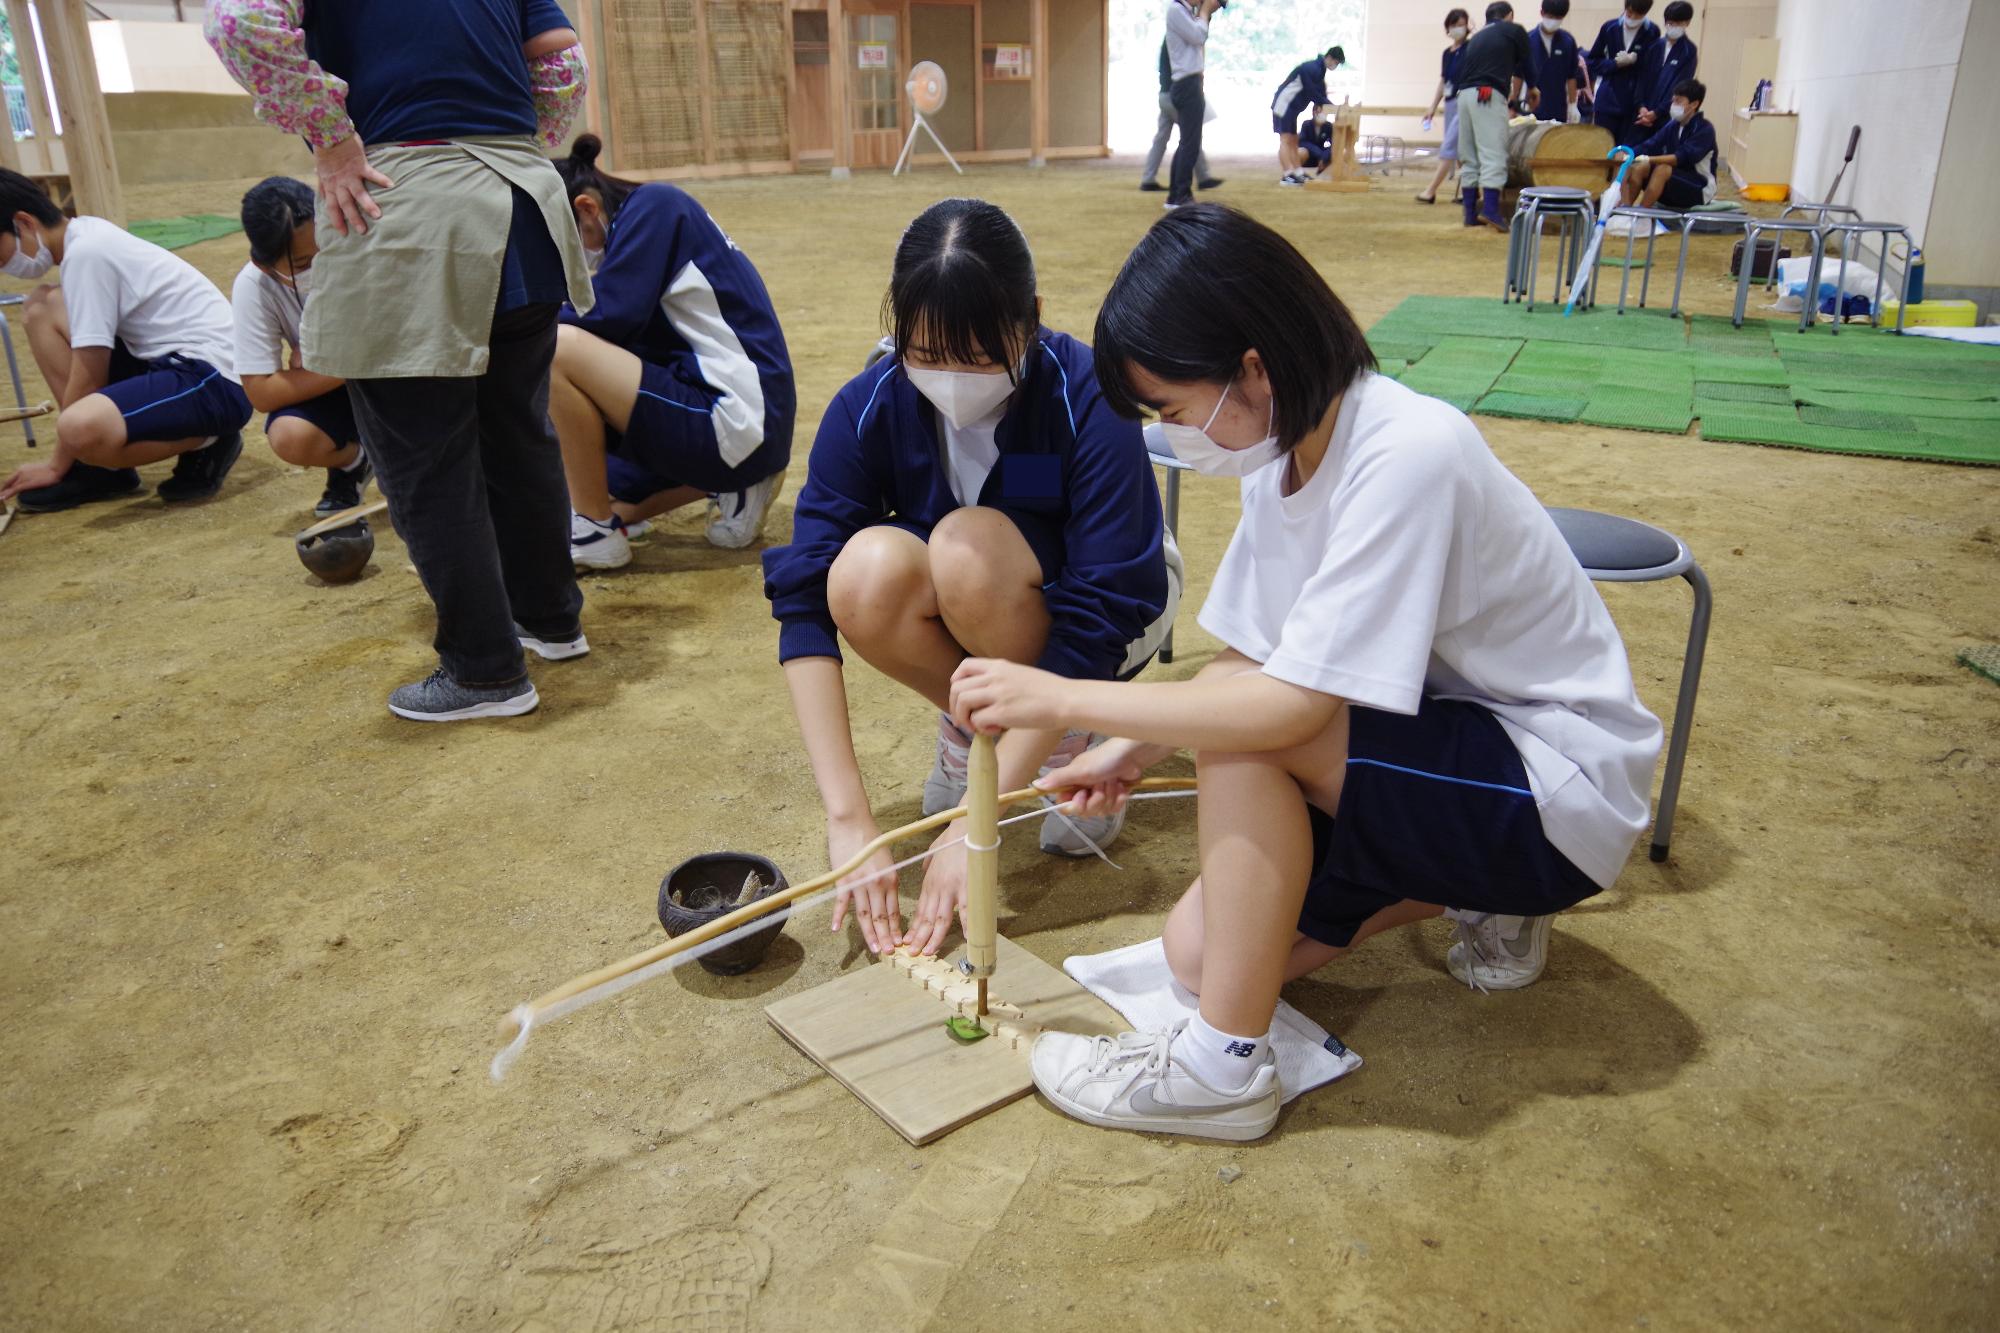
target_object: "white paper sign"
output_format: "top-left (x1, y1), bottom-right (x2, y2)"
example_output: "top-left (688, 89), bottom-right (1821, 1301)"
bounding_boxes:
top-left (858, 43), bottom-right (889, 69)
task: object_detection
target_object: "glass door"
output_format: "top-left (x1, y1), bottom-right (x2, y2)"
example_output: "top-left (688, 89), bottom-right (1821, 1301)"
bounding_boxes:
top-left (846, 9), bottom-right (901, 169)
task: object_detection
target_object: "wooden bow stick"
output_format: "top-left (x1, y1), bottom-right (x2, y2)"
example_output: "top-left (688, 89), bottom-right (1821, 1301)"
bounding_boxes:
top-left (497, 774), bottom-right (1198, 1041)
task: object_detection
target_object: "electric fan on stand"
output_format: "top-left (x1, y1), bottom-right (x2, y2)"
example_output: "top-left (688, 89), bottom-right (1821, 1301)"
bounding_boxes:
top-left (893, 60), bottom-right (964, 176)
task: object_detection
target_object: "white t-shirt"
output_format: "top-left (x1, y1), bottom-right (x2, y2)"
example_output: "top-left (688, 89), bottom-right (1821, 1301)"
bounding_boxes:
top-left (229, 262), bottom-right (304, 379)
top-left (939, 400), bottom-right (1006, 506)
top-left (59, 216), bottom-right (238, 380)
top-left (1196, 372), bottom-right (1662, 888)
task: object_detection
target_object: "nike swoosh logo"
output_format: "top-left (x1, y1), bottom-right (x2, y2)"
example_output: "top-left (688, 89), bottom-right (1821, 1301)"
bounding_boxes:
top-left (1128, 1084), bottom-right (1251, 1117)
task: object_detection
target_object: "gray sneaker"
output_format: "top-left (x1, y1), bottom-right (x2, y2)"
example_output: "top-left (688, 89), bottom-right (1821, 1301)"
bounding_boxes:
top-left (387, 669), bottom-right (539, 722)
top-left (921, 713), bottom-right (973, 816)
top-left (1444, 911), bottom-right (1552, 991)
top-left (1036, 731), bottom-right (1127, 857)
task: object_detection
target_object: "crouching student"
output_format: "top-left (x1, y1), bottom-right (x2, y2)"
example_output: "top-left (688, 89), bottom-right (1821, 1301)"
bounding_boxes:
top-left (231, 177), bottom-right (369, 517)
top-left (1620, 79), bottom-right (1715, 211)
top-left (762, 198), bottom-right (1182, 959)
top-left (947, 205), bottom-right (1662, 1141)
top-left (0, 170), bottom-right (251, 512)
top-left (549, 136), bottom-right (794, 569)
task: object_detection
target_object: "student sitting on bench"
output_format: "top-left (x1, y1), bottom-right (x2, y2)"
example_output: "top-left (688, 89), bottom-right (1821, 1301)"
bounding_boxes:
top-left (231, 176), bottom-right (370, 518)
top-left (0, 170), bottom-right (251, 512)
top-left (1619, 78), bottom-right (1716, 211)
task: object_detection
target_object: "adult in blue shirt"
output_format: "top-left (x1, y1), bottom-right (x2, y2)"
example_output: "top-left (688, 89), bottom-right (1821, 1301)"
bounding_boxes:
top-left (762, 199), bottom-right (1179, 958)
top-left (1632, 1), bottom-right (1697, 140)
top-left (1272, 46), bottom-right (1345, 187)
top-left (1619, 79), bottom-right (1716, 211)
top-left (1587, 0), bottom-right (1661, 147)
top-left (208, 0), bottom-right (596, 723)
top-left (549, 136), bottom-right (795, 570)
top-left (1526, 0), bottom-right (1581, 123)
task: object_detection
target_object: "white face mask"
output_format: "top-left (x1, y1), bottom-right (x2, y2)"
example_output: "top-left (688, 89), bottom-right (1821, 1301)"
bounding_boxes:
top-left (1447, 25), bottom-right (1467, 40)
top-left (1541, 17), bottom-right (1560, 32)
top-left (583, 244), bottom-right (604, 274)
top-left (1664, 24), bottom-right (1686, 40)
top-left (1668, 103), bottom-right (1688, 122)
top-left (1623, 15), bottom-right (1642, 29)
top-left (907, 364), bottom-right (1018, 430)
top-left (1159, 375), bottom-right (1284, 478)
top-left (4, 227), bottom-right (52, 280)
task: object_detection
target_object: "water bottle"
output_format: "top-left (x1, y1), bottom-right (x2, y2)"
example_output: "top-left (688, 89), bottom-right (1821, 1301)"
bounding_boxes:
top-left (1906, 249), bottom-right (1926, 305)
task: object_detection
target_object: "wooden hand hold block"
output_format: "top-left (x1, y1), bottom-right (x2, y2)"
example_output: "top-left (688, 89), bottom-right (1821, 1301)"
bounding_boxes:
top-left (765, 935), bottom-right (1123, 1145)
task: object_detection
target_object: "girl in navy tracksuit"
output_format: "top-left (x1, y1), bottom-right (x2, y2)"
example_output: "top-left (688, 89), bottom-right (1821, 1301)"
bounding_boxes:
top-left (762, 198), bottom-right (1180, 960)
top-left (550, 136), bottom-right (795, 568)
top-left (1587, 3), bottom-right (1661, 147)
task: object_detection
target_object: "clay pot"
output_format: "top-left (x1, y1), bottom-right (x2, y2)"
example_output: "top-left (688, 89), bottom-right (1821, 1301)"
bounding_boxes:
top-left (657, 851), bottom-right (790, 976)
top-left (296, 518), bottom-right (375, 583)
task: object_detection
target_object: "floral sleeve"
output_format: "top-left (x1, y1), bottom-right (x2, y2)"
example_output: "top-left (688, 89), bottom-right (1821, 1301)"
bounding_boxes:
top-left (204, 0), bottom-right (355, 151)
top-left (529, 44), bottom-right (589, 148)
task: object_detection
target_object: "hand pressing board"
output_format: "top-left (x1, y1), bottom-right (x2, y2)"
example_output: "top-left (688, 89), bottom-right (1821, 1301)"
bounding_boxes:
top-left (765, 935), bottom-right (1123, 1146)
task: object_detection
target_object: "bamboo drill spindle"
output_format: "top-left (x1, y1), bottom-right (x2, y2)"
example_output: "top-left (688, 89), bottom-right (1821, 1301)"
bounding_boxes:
top-left (960, 733), bottom-right (1000, 1015)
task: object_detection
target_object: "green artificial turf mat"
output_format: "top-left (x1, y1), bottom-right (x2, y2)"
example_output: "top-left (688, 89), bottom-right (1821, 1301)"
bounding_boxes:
top-left (1789, 374), bottom-right (1996, 402)
top-left (1911, 416), bottom-right (2000, 444)
top-left (1493, 371), bottom-right (1590, 398)
top-left (1475, 390), bottom-right (1587, 421)
top-left (1596, 251), bottom-right (1653, 268)
top-left (1798, 404), bottom-right (1919, 432)
top-left (1959, 644), bottom-right (2000, 686)
top-left (1579, 387), bottom-right (1693, 434)
top-left (129, 213), bottom-right (242, 250)
top-left (1367, 340), bottom-right (1437, 365)
top-left (1695, 380), bottom-right (1793, 404)
top-left (1694, 354), bottom-right (1790, 384)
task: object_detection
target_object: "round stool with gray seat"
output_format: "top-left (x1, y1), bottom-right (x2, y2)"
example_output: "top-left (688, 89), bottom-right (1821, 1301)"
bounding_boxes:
top-left (1545, 507), bottom-right (1711, 862)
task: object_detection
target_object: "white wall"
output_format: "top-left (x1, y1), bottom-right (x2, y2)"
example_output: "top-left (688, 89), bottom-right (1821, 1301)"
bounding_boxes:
top-left (1924, 0), bottom-right (1999, 289)
top-left (1771, 0), bottom-right (1969, 246)
top-left (89, 20), bottom-right (241, 96)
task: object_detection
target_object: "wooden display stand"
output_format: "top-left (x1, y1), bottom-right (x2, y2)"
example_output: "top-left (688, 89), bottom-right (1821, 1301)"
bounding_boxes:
top-left (1304, 103), bottom-right (1369, 193)
top-left (764, 733), bottom-right (1122, 1145)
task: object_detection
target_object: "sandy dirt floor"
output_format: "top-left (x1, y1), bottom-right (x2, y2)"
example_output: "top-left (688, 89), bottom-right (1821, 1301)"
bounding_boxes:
top-left (1, 159), bottom-right (1995, 1331)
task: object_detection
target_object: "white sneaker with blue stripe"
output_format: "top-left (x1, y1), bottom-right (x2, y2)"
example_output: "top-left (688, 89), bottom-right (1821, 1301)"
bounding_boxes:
top-left (570, 510), bottom-right (631, 570)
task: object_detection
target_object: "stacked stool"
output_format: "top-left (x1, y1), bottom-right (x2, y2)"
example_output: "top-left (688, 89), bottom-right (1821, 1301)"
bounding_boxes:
top-left (1505, 186), bottom-right (1597, 311)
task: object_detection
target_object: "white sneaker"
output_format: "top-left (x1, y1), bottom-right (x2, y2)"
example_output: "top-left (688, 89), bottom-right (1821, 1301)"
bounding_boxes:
top-left (1032, 1023), bottom-right (1280, 1141)
top-left (1444, 911), bottom-right (1553, 991)
top-left (515, 622), bottom-right (590, 661)
top-left (921, 712), bottom-right (973, 816)
top-left (624, 518), bottom-right (653, 540)
top-left (570, 511), bottom-right (631, 570)
top-left (1037, 731), bottom-right (1126, 857)
top-left (1279, 174), bottom-right (1305, 187)
top-left (705, 469), bottom-right (785, 549)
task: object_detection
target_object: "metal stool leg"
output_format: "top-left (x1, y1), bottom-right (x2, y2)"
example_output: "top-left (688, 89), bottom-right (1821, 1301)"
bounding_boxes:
top-left (1669, 221), bottom-right (1691, 316)
top-left (1637, 225), bottom-right (1657, 309)
top-left (1650, 560), bottom-right (1711, 861)
top-left (0, 312), bottom-right (34, 446)
top-left (1732, 225), bottom-right (1755, 327)
top-left (1160, 468), bottom-right (1180, 664)
top-left (1617, 227), bottom-right (1637, 312)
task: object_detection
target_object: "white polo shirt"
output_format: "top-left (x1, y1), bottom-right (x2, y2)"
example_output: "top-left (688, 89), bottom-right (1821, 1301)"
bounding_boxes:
top-left (1196, 371), bottom-right (1663, 888)
top-left (229, 262), bottom-right (304, 379)
top-left (60, 216), bottom-right (238, 379)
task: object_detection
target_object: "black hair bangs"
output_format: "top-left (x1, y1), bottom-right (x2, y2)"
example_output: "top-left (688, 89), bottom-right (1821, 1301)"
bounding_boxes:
top-left (886, 198), bottom-right (1039, 381)
top-left (241, 176), bottom-right (315, 265)
top-left (1093, 204), bottom-right (1375, 448)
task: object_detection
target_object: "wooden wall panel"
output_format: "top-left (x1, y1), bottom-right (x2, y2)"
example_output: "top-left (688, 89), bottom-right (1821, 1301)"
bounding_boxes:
top-left (604, 0), bottom-right (792, 173)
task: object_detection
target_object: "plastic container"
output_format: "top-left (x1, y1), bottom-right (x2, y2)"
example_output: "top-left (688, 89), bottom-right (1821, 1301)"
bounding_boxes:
top-left (1880, 298), bottom-right (1977, 328)
top-left (658, 851), bottom-right (790, 975)
top-left (1906, 249), bottom-right (1925, 305)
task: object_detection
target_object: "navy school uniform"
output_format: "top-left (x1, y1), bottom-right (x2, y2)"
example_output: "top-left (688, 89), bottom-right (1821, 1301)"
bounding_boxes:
top-left (561, 182), bottom-right (795, 500)
top-left (1637, 34), bottom-right (1697, 121)
top-left (1527, 25), bottom-right (1579, 122)
top-left (1300, 120), bottom-right (1334, 169)
top-left (1587, 17), bottom-right (1660, 145)
top-left (761, 331), bottom-right (1170, 682)
top-left (1634, 109), bottom-right (1717, 209)
top-left (1271, 56), bottom-right (1332, 134)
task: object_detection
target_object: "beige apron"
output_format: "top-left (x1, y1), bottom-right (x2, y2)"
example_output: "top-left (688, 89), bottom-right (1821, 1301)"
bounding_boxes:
top-left (303, 136), bottom-right (594, 379)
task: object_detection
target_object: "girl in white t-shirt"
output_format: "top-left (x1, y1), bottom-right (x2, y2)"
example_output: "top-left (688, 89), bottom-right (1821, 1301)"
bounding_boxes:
top-left (230, 177), bottom-right (370, 518)
top-left (948, 204), bottom-right (1662, 1141)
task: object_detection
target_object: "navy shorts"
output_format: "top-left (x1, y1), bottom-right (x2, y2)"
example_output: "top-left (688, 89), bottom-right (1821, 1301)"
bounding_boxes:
top-left (99, 350), bottom-right (252, 444)
top-left (605, 355), bottom-right (790, 502)
top-left (1658, 173), bottom-right (1705, 210)
top-left (1272, 96), bottom-right (1312, 135)
top-left (1296, 697), bottom-right (1602, 948)
top-left (267, 386), bottom-right (359, 448)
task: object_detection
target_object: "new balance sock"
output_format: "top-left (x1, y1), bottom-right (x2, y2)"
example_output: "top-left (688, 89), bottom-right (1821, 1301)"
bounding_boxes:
top-left (1181, 1013), bottom-right (1271, 1093)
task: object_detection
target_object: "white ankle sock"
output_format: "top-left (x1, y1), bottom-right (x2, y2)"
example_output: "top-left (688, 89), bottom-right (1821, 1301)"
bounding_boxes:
top-left (1180, 1013), bottom-right (1271, 1092)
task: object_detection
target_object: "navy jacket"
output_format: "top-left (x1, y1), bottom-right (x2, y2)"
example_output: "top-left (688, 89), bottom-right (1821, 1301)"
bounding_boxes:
top-left (1527, 26), bottom-right (1579, 121)
top-left (1273, 56), bottom-right (1331, 111)
top-left (1636, 110), bottom-right (1717, 189)
top-left (1638, 35), bottom-right (1698, 116)
top-left (563, 183), bottom-right (796, 470)
top-left (1587, 18), bottom-right (1660, 120)
top-left (762, 331), bottom-right (1169, 681)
